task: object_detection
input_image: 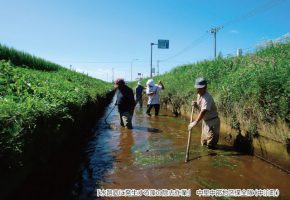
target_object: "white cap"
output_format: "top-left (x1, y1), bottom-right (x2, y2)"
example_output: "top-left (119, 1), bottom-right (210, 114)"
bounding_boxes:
top-left (194, 77), bottom-right (207, 88)
top-left (146, 79), bottom-right (155, 86)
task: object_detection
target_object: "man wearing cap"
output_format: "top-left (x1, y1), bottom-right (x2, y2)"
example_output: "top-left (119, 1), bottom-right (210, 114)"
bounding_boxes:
top-left (135, 81), bottom-right (144, 108)
top-left (188, 77), bottom-right (220, 149)
top-left (114, 79), bottom-right (135, 129)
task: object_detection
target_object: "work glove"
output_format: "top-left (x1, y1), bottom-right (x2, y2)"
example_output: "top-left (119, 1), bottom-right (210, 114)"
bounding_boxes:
top-left (188, 121), bottom-right (197, 131)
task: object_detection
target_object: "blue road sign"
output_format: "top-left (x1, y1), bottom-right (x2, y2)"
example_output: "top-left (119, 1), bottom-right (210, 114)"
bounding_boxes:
top-left (158, 39), bottom-right (169, 49)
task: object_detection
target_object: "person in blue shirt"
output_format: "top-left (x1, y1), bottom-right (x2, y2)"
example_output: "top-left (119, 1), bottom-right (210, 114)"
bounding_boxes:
top-left (114, 78), bottom-right (135, 129)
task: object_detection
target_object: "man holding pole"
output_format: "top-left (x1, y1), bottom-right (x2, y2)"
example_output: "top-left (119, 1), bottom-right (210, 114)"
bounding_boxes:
top-left (188, 77), bottom-right (220, 149)
top-left (114, 78), bottom-right (135, 129)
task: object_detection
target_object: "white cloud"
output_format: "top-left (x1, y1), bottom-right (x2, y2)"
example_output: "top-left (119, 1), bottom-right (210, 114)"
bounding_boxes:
top-left (257, 32), bottom-right (290, 49)
top-left (273, 33), bottom-right (290, 43)
top-left (71, 65), bottom-right (129, 82)
top-left (229, 30), bottom-right (239, 34)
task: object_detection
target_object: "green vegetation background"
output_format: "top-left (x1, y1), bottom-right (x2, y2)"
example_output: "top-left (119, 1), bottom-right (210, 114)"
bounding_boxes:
top-left (0, 44), bottom-right (112, 169)
top-left (134, 42), bottom-right (289, 143)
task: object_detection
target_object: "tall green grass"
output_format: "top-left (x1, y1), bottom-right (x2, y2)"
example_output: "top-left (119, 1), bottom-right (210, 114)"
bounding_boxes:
top-left (0, 48), bottom-right (112, 169)
top-left (0, 44), bottom-right (62, 71)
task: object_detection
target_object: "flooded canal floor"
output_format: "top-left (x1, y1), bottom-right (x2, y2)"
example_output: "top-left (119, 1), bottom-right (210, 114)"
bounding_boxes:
top-left (72, 103), bottom-right (290, 200)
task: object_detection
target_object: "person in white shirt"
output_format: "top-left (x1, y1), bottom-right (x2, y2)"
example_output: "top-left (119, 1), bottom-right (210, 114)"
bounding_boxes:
top-left (145, 79), bottom-right (164, 116)
top-left (188, 77), bottom-right (220, 149)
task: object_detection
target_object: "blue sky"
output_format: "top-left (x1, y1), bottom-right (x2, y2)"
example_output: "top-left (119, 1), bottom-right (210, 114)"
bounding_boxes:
top-left (0, 0), bottom-right (289, 82)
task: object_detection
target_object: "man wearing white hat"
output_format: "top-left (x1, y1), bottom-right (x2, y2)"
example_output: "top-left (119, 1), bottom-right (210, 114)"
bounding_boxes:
top-left (188, 77), bottom-right (220, 149)
top-left (145, 79), bottom-right (164, 116)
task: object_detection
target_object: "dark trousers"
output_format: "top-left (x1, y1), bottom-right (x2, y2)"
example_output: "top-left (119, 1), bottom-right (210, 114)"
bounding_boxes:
top-left (146, 104), bottom-right (160, 116)
top-left (135, 96), bottom-right (143, 108)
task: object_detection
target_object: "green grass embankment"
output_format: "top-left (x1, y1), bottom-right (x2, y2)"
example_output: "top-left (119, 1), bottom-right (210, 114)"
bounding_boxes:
top-left (138, 42), bottom-right (289, 144)
top-left (0, 44), bottom-right (113, 172)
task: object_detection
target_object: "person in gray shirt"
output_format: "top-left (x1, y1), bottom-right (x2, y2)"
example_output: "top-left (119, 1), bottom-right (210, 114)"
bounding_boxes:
top-left (188, 77), bottom-right (220, 149)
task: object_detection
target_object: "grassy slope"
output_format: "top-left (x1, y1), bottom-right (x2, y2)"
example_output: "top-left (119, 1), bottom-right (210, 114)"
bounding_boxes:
top-left (0, 45), bottom-right (112, 169)
top-left (137, 43), bottom-right (290, 142)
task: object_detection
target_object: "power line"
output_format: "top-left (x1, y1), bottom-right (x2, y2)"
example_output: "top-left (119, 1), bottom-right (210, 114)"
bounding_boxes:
top-left (159, 0), bottom-right (286, 63)
top-left (221, 0), bottom-right (287, 28)
top-left (159, 33), bottom-right (209, 62)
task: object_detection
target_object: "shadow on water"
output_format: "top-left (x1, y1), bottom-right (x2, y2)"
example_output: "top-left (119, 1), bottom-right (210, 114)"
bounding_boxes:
top-left (133, 126), bottom-right (163, 134)
top-left (70, 117), bottom-right (117, 200)
top-left (234, 132), bottom-right (254, 155)
top-left (286, 138), bottom-right (290, 154)
top-left (188, 152), bottom-right (218, 161)
top-left (187, 144), bottom-right (245, 162)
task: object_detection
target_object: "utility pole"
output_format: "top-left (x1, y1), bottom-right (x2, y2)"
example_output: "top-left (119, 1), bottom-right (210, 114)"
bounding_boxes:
top-left (209, 26), bottom-right (223, 59)
top-left (157, 60), bottom-right (160, 76)
top-left (130, 58), bottom-right (139, 81)
top-left (112, 68), bottom-right (114, 83)
top-left (150, 42), bottom-right (157, 78)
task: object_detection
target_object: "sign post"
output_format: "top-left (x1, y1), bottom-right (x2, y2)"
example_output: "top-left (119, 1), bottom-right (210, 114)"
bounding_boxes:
top-left (150, 39), bottom-right (169, 77)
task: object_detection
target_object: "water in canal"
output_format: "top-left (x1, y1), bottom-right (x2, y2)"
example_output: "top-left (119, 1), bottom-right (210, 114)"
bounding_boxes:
top-left (72, 100), bottom-right (290, 200)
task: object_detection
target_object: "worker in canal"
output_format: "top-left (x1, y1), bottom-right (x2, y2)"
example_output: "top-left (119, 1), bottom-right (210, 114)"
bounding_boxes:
top-left (114, 78), bottom-right (135, 129)
top-left (145, 79), bottom-right (164, 116)
top-left (135, 81), bottom-right (144, 108)
top-left (188, 77), bottom-right (220, 149)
